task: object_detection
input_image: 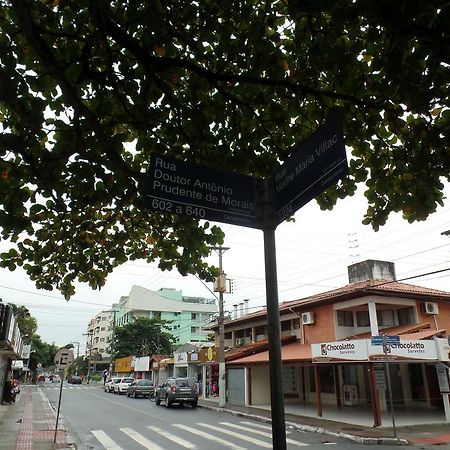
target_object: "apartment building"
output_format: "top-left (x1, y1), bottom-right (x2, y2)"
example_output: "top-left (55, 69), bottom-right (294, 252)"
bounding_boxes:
top-left (112, 285), bottom-right (217, 346)
top-left (85, 309), bottom-right (113, 359)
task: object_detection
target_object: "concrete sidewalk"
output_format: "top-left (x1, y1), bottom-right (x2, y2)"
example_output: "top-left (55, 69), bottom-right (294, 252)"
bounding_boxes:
top-left (198, 397), bottom-right (450, 447)
top-left (0, 384), bottom-right (74, 450)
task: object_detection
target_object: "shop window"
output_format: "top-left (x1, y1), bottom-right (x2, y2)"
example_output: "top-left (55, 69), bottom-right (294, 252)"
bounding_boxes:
top-left (281, 320), bottom-right (291, 331)
top-left (337, 311), bottom-right (354, 327)
top-left (308, 366), bottom-right (336, 393)
top-left (356, 311), bottom-right (370, 327)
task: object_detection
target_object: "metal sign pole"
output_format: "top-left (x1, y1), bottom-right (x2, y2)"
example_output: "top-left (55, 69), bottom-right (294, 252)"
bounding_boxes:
top-left (263, 227), bottom-right (287, 450)
top-left (54, 368), bottom-right (64, 443)
top-left (383, 335), bottom-right (397, 438)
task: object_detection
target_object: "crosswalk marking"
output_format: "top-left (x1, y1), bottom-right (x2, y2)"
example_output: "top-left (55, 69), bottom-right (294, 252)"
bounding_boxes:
top-left (120, 428), bottom-right (165, 450)
top-left (221, 422), bottom-right (308, 447)
top-left (239, 421), bottom-right (290, 433)
top-left (92, 430), bottom-right (124, 450)
top-left (198, 422), bottom-right (272, 448)
top-left (147, 425), bottom-right (197, 449)
top-left (174, 423), bottom-right (247, 450)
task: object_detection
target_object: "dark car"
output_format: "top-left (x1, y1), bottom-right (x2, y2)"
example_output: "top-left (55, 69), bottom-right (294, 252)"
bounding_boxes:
top-left (154, 377), bottom-right (198, 408)
top-left (68, 375), bottom-right (82, 384)
top-left (126, 379), bottom-right (154, 398)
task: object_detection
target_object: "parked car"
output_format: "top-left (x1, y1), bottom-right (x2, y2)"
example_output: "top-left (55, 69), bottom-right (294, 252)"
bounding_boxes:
top-left (68, 375), bottom-right (82, 384)
top-left (114, 377), bottom-right (135, 395)
top-left (104, 377), bottom-right (121, 392)
top-left (154, 377), bottom-right (198, 408)
top-left (126, 379), bottom-right (154, 398)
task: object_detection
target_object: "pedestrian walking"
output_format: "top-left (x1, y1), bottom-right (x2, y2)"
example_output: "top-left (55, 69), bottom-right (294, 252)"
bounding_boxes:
top-left (103, 370), bottom-right (108, 385)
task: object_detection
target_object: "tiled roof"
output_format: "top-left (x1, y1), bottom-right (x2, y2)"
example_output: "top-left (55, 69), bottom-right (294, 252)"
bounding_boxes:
top-left (350, 323), bottom-right (433, 339)
top-left (225, 336), bottom-right (296, 362)
top-left (224, 279), bottom-right (450, 327)
top-left (401, 329), bottom-right (446, 340)
top-left (228, 341), bottom-right (311, 365)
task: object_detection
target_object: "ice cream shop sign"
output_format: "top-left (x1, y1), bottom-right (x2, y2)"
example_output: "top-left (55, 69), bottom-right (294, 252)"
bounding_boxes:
top-left (312, 338), bottom-right (448, 363)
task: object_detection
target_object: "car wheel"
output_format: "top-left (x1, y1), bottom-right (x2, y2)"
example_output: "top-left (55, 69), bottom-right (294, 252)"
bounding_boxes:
top-left (165, 396), bottom-right (171, 408)
top-left (191, 401), bottom-right (198, 408)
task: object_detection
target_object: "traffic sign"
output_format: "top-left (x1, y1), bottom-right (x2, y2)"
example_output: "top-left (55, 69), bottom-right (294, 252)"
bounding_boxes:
top-left (273, 110), bottom-right (348, 224)
top-left (54, 348), bottom-right (74, 369)
top-left (146, 154), bottom-right (259, 228)
top-left (371, 335), bottom-right (400, 346)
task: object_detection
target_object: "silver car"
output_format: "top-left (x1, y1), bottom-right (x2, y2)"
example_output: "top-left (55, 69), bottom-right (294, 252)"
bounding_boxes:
top-left (154, 377), bottom-right (198, 408)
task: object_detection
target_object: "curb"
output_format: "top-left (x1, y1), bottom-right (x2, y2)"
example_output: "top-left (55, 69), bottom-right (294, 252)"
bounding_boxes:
top-left (198, 403), bottom-right (410, 446)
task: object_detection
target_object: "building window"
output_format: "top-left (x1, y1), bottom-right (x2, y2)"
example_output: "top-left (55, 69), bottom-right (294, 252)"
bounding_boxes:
top-left (281, 320), bottom-right (291, 331)
top-left (377, 310), bottom-right (395, 326)
top-left (191, 326), bottom-right (200, 333)
top-left (356, 311), bottom-right (370, 327)
top-left (102, 317), bottom-right (107, 321)
top-left (100, 327), bottom-right (105, 331)
top-left (174, 312), bottom-right (180, 316)
top-left (153, 311), bottom-right (161, 319)
top-left (191, 313), bottom-right (198, 320)
top-left (337, 311), bottom-right (354, 327)
top-left (398, 307), bottom-right (415, 325)
top-left (100, 338), bottom-right (105, 342)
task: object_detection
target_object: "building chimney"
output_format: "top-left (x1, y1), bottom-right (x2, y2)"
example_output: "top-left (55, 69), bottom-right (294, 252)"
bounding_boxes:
top-left (348, 260), bottom-right (396, 284)
top-left (239, 302), bottom-right (244, 317)
top-left (243, 299), bottom-right (249, 315)
top-left (233, 304), bottom-right (238, 320)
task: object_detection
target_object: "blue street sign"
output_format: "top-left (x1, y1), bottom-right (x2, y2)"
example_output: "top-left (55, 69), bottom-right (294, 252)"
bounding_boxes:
top-left (371, 335), bottom-right (400, 346)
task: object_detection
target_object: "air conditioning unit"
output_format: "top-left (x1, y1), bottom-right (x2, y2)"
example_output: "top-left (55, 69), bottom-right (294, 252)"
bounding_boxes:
top-left (302, 312), bottom-right (315, 325)
top-left (235, 338), bottom-right (244, 347)
top-left (423, 302), bottom-right (439, 315)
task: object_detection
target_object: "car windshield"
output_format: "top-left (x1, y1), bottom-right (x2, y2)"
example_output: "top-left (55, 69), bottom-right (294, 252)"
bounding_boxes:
top-left (176, 378), bottom-right (195, 387)
top-left (137, 380), bottom-right (152, 386)
top-left (113, 379), bottom-right (121, 384)
top-left (122, 378), bottom-right (134, 383)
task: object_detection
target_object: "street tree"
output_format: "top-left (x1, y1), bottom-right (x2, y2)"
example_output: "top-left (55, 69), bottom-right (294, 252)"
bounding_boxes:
top-left (9, 303), bottom-right (38, 338)
top-left (28, 334), bottom-right (59, 374)
top-left (1, 1), bottom-right (449, 297)
top-left (110, 316), bottom-right (175, 359)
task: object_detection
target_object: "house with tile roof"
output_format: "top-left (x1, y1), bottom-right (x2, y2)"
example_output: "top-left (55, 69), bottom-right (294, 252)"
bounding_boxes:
top-left (217, 260), bottom-right (450, 426)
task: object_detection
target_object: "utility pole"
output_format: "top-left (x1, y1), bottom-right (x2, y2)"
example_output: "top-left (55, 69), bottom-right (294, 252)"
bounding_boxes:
top-left (210, 245), bottom-right (229, 408)
top-left (71, 341), bottom-right (80, 359)
top-left (83, 332), bottom-right (93, 384)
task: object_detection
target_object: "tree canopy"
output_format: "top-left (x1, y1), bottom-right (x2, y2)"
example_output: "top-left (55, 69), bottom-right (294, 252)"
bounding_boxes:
top-left (1, 1), bottom-right (449, 297)
top-left (110, 316), bottom-right (175, 358)
top-left (9, 303), bottom-right (37, 337)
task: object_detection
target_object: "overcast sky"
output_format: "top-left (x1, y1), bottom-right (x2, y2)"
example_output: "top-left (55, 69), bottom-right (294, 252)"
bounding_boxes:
top-left (1, 184), bottom-right (450, 355)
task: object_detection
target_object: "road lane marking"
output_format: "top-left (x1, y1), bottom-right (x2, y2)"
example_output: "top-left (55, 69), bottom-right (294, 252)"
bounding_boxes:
top-left (198, 422), bottom-right (272, 448)
top-left (92, 430), bottom-right (124, 450)
top-left (120, 428), bottom-right (164, 450)
top-left (221, 422), bottom-right (308, 447)
top-left (147, 425), bottom-right (197, 449)
top-left (174, 423), bottom-right (246, 450)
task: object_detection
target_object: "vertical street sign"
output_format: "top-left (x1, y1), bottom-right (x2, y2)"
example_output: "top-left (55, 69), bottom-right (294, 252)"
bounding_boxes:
top-left (273, 110), bottom-right (348, 225)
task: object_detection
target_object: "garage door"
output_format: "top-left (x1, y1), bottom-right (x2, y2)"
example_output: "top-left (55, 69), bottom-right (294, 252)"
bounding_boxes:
top-left (227, 368), bottom-right (245, 405)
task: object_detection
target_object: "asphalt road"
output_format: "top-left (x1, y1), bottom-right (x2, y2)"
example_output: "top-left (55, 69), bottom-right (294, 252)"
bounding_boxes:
top-left (40, 381), bottom-right (410, 450)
